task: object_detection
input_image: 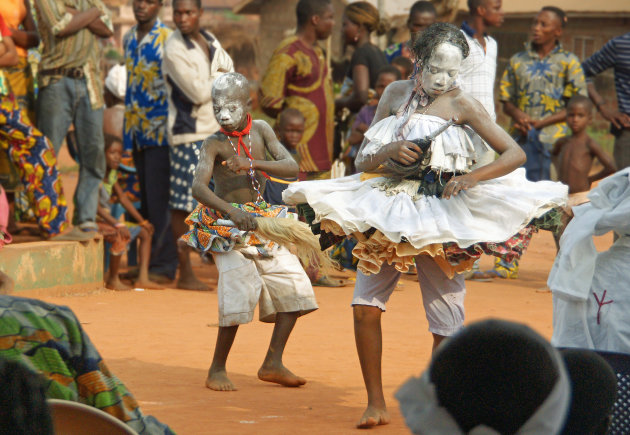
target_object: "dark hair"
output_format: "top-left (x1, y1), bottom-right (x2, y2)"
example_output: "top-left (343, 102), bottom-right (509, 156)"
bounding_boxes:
top-left (430, 319), bottom-right (559, 433)
top-left (409, 1), bottom-right (437, 17)
top-left (412, 22), bottom-right (469, 69)
top-left (377, 65), bottom-right (402, 81)
top-left (541, 6), bottom-right (567, 28)
top-left (278, 107), bottom-right (305, 126)
top-left (467, 0), bottom-right (488, 14)
top-left (104, 134), bottom-right (123, 151)
top-left (345, 1), bottom-right (388, 36)
top-left (567, 95), bottom-right (593, 112)
top-left (560, 349), bottom-right (617, 435)
top-left (0, 358), bottom-right (54, 435)
top-left (391, 56), bottom-right (414, 79)
top-left (172, 0), bottom-right (201, 9)
top-left (296, 0), bottom-right (331, 27)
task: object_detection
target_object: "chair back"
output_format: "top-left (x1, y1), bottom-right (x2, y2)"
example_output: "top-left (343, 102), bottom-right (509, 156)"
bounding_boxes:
top-left (48, 399), bottom-right (138, 435)
top-left (595, 350), bottom-right (630, 435)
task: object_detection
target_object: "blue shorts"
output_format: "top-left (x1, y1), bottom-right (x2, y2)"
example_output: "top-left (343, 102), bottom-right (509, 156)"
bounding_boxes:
top-left (169, 141), bottom-right (203, 212)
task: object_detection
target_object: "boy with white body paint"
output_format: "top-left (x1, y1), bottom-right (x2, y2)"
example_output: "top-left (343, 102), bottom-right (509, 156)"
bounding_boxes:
top-left (183, 72), bottom-right (318, 392)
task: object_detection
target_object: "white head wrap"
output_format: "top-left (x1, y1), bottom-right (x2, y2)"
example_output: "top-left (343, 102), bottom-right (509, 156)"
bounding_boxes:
top-left (105, 64), bottom-right (127, 100)
top-left (395, 343), bottom-right (571, 435)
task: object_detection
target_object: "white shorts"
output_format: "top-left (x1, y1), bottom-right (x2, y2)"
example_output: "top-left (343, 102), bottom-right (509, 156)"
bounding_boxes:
top-left (352, 255), bottom-right (466, 336)
top-left (213, 245), bottom-right (318, 326)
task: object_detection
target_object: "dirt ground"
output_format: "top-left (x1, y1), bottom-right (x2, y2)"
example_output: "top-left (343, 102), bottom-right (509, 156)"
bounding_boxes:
top-left (34, 231), bottom-right (611, 435)
top-left (31, 149), bottom-right (612, 434)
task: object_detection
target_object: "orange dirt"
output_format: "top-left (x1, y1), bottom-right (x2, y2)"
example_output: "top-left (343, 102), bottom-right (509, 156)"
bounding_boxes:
top-left (34, 148), bottom-right (613, 434)
top-left (36, 229), bottom-right (613, 434)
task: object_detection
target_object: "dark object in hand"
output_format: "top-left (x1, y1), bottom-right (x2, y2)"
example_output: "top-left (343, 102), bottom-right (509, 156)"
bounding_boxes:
top-left (384, 119), bottom-right (455, 179)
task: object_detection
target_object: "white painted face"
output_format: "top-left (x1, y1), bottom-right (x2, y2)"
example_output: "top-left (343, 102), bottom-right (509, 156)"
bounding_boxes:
top-left (213, 89), bottom-right (247, 131)
top-left (420, 42), bottom-right (463, 98)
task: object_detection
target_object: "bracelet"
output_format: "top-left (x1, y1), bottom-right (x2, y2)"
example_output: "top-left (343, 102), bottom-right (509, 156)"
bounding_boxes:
top-left (139, 219), bottom-right (149, 226)
top-left (115, 223), bottom-right (126, 228)
top-left (595, 101), bottom-right (604, 109)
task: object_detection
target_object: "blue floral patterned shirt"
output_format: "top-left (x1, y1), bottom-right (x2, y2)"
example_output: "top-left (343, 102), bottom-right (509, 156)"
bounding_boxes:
top-left (123, 19), bottom-right (172, 151)
top-left (499, 42), bottom-right (586, 148)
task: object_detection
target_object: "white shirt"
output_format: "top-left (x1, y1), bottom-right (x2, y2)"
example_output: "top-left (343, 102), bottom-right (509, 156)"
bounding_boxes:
top-left (164, 29), bottom-right (234, 145)
top-left (458, 25), bottom-right (498, 121)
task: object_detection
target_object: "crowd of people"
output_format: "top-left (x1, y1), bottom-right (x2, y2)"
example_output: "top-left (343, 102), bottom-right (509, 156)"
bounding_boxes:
top-left (1, 0), bottom-right (629, 433)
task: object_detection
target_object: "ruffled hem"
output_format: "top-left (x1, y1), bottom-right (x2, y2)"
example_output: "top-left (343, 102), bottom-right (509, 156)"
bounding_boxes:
top-left (321, 219), bottom-right (537, 277)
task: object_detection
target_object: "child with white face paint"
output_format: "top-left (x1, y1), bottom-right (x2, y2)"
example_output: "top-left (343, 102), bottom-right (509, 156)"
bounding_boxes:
top-left (181, 72), bottom-right (318, 393)
top-left (283, 22), bottom-right (568, 428)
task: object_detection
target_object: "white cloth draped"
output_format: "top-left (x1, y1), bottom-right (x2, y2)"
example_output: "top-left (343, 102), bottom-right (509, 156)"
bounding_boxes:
top-left (549, 168), bottom-right (630, 352)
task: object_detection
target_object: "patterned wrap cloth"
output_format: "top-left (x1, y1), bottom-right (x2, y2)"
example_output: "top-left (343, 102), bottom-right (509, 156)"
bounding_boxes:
top-left (181, 201), bottom-right (297, 256)
top-left (0, 295), bottom-right (174, 435)
top-left (0, 95), bottom-right (68, 236)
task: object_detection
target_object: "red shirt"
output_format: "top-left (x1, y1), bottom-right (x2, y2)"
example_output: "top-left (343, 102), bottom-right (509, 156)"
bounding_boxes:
top-left (0, 13), bottom-right (12, 37)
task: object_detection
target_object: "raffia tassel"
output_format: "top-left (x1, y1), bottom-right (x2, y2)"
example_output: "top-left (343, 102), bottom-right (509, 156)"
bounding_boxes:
top-left (254, 217), bottom-right (337, 273)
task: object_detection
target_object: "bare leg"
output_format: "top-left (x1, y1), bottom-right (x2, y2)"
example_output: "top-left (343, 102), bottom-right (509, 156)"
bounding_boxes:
top-left (134, 228), bottom-right (164, 289)
top-left (258, 311), bottom-right (306, 387)
top-left (206, 325), bottom-right (238, 391)
top-left (105, 254), bottom-right (131, 291)
top-left (354, 305), bottom-right (390, 428)
top-left (432, 333), bottom-right (446, 353)
top-left (171, 210), bottom-right (210, 290)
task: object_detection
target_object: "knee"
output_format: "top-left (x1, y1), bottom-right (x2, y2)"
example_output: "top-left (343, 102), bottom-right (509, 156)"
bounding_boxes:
top-left (353, 305), bottom-right (382, 324)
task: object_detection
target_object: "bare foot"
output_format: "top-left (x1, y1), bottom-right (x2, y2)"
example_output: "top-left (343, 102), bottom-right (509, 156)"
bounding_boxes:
top-left (105, 278), bottom-right (132, 291)
top-left (134, 279), bottom-right (164, 290)
top-left (205, 369), bottom-right (237, 391)
top-left (357, 406), bottom-right (390, 429)
top-left (257, 364), bottom-right (306, 387)
top-left (176, 276), bottom-right (211, 291)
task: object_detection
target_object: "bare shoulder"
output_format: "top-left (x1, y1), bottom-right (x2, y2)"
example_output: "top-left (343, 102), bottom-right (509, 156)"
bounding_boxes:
top-left (450, 90), bottom-right (489, 124)
top-left (381, 80), bottom-right (415, 112)
top-left (252, 119), bottom-right (274, 133)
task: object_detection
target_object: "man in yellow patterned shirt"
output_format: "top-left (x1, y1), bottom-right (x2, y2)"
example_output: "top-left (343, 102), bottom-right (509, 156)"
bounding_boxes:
top-left (260, 0), bottom-right (335, 180)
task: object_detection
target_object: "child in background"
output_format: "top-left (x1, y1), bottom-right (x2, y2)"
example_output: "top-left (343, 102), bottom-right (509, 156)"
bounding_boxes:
top-left (551, 95), bottom-right (616, 245)
top-left (391, 56), bottom-right (414, 80)
top-left (98, 135), bottom-right (162, 290)
top-left (345, 66), bottom-right (401, 173)
top-left (262, 108), bottom-right (303, 206)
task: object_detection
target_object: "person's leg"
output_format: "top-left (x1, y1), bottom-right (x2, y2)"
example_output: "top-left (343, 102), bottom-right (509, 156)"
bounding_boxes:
top-left (138, 147), bottom-right (178, 280)
top-left (171, 208), bottom-right (209, 290)
top-left (352, 265), bottom-right (400, 428)
top-left (354, 304), bottom-right (390, 428)
top-left (415, 255), bottom-right (466, 352)
top-left (613, 129), bottom-right (630, 171)
top-left (208, 249), bottom-right (262, 391)
top-left (105, 252), bottom-right (131, 291)
top-left (36, 78), bottom-right (73, 155)
top-left (168, 142), bottom-right (207, 290)
top-left (0, 96), bottom-right (71, 237)
top-left (206, 325), bottom-right (239, 391)
top-left (134, 226), bottom-right (163, 289)
top-left (72, 79), bottom-right (105, 227)
top-left (257, 311), bottom-right (306, 387)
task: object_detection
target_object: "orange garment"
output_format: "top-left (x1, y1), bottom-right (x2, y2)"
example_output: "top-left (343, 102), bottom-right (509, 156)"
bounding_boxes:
top-left (0, 0), bottom-right (27, 57)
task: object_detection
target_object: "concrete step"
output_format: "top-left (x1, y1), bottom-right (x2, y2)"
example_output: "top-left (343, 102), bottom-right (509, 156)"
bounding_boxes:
top-left (0, 236), bottom-right (104, 295)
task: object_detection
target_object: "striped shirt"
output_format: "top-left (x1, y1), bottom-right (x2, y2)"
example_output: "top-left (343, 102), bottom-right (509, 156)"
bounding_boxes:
top-left (582, 32), bottom-right (630, 116)
top-left (459, 22), bottom-right (498, 121)
top-left (34, 0), bottom-right (113, 109)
